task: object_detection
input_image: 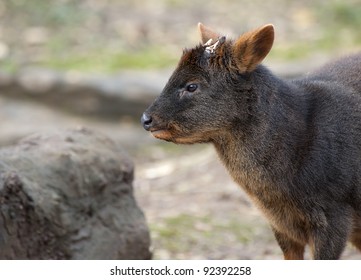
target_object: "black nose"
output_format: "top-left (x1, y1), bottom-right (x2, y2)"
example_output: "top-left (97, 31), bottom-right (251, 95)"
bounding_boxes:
top-left (141, 113), bottom-right (153, 131)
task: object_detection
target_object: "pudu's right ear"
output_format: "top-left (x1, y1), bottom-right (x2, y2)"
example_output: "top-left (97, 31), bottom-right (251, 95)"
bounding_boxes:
top-left (198, 23), bottom-right (221, 45)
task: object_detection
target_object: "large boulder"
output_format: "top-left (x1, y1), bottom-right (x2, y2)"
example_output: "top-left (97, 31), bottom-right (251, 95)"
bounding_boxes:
top-left (0, 128), bottom-right (151, 259)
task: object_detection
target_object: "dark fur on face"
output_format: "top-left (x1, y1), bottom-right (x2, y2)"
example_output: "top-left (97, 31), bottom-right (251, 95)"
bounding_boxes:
top-left (144, 36), bottom-right (259, 144)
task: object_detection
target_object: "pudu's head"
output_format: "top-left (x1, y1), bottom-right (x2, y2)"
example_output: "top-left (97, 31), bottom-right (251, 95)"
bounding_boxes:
top-left (141, 23), bottom-right (274, 144)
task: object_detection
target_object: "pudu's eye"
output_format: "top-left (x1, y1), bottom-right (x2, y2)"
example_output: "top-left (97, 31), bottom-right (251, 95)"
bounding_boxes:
top-left (186, 84), bottom-right (198, 92)
top-left (179, 83), bottom-right (198, 99)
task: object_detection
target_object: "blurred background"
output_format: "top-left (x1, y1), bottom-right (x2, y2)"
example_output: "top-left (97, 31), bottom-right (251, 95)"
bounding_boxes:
top-left (1, 0), bottom-right (360, 73)
top-left (0, 0), bottom-right (360, 259)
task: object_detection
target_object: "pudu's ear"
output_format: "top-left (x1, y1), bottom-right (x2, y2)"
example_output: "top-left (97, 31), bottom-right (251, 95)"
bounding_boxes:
top-left (233, 24), bottom-right (274, 72)
top-left (198, 22), bottom-right (221, 45)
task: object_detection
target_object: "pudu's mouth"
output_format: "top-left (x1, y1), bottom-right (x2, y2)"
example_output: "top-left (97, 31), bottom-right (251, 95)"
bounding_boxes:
top-left (150, 129), bottom-right (173, 141)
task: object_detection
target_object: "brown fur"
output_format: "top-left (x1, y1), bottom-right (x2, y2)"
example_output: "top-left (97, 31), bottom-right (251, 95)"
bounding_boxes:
top-left (232, 24), bottom-right (274, 72)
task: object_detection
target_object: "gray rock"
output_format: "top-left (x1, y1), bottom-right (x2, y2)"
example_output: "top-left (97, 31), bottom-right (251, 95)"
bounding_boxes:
top-left (16, 67), bottom-right (60, 94)
top-left (0, 128), bottom-right (151, 259)
top-left (0, 71), bottom-right (14, 87)
top-left (2, 67), bottom-right (170, 120)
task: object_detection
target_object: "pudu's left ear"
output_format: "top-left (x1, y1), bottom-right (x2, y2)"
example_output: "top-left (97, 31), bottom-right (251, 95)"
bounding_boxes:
top-left (198, 22), bottom-right (221, 45)
top-left (233, 24), bottom-right (274, 72)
